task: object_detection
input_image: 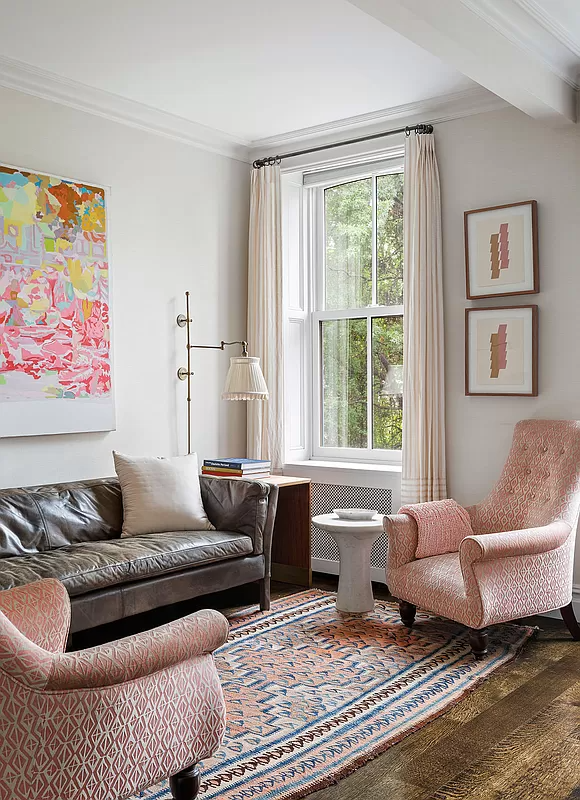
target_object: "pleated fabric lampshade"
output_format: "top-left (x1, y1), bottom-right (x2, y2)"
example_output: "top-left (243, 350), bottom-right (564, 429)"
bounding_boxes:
top-left (222, 356), bottom-right (269, 401)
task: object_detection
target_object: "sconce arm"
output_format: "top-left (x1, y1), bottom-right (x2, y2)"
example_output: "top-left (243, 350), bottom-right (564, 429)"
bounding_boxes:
top-left (188, 340), bottom-right (249, 357)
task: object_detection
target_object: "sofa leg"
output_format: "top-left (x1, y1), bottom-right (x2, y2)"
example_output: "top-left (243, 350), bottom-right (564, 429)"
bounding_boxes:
top-left (468, 628), bottom-right (489, 659)
top-left (259, 577), bottom-right (271, 612)
top-left (170, 764), bottom-right (200, 800)
top-left (399, 600), bottom-right (416, 628)
top-left (560, 603), bottom-right (580, 640)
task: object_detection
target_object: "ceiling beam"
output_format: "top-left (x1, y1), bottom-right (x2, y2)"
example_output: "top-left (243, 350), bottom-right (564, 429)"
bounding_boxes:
top-left (347, 0), bottom-right (576, 125)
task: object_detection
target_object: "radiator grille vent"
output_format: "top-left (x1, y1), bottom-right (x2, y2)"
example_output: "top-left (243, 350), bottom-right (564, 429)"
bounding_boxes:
top-left (311, 483), bottom-right (391, 570)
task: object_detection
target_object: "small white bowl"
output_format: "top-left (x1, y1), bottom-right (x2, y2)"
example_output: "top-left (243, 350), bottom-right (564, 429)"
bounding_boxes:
top-left (333, 508), bottom-right (378, 521)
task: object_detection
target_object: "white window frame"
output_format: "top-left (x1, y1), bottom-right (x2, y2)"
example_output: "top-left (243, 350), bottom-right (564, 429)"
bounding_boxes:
top-left (308, 159), bottom-right (404, 465)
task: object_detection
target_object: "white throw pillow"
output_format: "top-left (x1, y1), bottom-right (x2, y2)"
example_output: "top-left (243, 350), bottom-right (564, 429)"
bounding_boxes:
top-left (113, 451), bottom-right (214, 537)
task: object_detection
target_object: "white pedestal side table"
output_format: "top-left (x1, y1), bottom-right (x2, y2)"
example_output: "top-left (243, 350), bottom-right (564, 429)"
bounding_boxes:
top-left (312, 513), bottom-right (384, 613)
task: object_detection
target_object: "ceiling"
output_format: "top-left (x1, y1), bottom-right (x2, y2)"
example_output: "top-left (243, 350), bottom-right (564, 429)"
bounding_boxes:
top-left (0, 0), bottom-right (475, 143)
top-left (0, 0), bottom-right (578, 152)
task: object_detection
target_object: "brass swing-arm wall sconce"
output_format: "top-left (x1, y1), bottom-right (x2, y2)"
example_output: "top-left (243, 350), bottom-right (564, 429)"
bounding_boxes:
top-left (176, 291), bottom-right (269, 454)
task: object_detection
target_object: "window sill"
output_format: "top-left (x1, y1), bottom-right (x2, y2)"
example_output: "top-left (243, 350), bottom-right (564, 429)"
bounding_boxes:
top-left (284, 459), bottom-right (402, 474)
top-left (283, 460), bottom-right (402, 500)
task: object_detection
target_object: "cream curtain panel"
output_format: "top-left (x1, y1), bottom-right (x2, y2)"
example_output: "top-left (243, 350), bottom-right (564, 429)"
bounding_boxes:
top-left (247, 164), bottom-right (284, 470)
top-left (401, 133), bottom-right (447, 505)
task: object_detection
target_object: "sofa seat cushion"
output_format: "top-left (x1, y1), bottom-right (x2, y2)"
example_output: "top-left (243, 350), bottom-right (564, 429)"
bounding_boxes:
top-left (0, 530), bottom-right (253, 596)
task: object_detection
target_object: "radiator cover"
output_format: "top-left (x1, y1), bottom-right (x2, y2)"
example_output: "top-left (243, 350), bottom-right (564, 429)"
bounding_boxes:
top-left (311, 482), bottom-right (391, 584)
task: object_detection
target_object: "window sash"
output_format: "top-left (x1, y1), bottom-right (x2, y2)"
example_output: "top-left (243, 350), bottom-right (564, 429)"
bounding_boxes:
top-left (308, 163), bottom-right (404, 465)
top-left (312, 307), bottom-right (403, 463)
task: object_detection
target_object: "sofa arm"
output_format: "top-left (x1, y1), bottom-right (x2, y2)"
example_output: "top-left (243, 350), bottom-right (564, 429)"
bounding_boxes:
top-left (200, 476), bottom-right (279, 562)
top-left (384, 514), bottom-right (419, 571)
top-left (45, 608), bottom-right (229, 691)
top-left (0, 579), bottom-right (71, 654)
top-left (460, 521), bottom-right (571, 566)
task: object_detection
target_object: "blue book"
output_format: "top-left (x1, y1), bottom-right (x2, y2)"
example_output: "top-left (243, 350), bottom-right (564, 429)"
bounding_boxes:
top-left (203, 458), bottom-right (271, 470)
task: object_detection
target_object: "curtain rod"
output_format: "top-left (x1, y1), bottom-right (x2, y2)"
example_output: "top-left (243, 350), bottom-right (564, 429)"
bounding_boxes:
top-left (252, 123), bottom-right (433, 169)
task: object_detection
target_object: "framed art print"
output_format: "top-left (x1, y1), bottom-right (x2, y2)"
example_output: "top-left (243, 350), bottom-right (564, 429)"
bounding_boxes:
top-left (465, 305), bottom-right (538, 397)
top-left (0, 163), bottom-right (115, 437)
top-left (465, 200), bottom-right (538, 299)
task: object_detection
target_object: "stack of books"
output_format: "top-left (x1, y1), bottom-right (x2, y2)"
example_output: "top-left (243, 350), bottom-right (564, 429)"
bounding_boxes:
top-left (201, 458), bottom-right (271, 479)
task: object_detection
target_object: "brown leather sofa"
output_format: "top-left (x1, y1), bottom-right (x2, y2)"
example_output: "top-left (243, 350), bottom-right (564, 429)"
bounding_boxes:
top-left (0, 475), bottom-right (278, 633)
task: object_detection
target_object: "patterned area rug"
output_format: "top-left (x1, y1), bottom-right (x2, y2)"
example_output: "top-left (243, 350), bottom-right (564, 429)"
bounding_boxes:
top-left (133, 590), bottom-right (533, 800)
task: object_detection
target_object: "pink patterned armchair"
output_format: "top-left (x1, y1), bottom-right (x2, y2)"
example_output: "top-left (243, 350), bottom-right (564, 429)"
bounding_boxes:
top-left (0, 578), bottom-right (229, 800)
top-left (385, 420), bottom-right (580, 657)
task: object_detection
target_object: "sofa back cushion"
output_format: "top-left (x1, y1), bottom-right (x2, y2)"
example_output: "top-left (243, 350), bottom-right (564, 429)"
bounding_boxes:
top-left (0, 479), bottom-right (123, 557)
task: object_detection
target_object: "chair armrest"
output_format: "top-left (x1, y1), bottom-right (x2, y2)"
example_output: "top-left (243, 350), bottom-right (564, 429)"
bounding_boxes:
top-left (200, 476), bottom-right (279, 561)
top-left (460, 521), bottom-right (571, 565)
top-left (45, 608), bottom-right (229, 690)
top-left (0, 579), bottom-right (70, 653)
top-left (384, 513), bottom-right (419, 570)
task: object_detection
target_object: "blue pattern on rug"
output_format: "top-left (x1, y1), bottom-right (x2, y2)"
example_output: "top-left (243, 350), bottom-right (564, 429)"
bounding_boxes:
top-left (131, 590), bottom-right (533, 800)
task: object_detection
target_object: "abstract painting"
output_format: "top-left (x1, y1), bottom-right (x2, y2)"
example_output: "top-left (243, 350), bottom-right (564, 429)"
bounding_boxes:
top-left (465, 200), bottom-right (538, 299)
top-left (0, 164), bottom-right (114, 437)
top-left (465, 306), bottom-right (538, 396)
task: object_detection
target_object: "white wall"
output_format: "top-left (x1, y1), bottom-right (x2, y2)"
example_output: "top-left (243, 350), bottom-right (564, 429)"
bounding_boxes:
top-left (0, 86), bottom-right (250, 488)
top-left (437, 107), bottom-right (580, 499)
top-left (282, 104), bottom-right (580, 597)
top-left (436, 106), bottom-right (580, 582)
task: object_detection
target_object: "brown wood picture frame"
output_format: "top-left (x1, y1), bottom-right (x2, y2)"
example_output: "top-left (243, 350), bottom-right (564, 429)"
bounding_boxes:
top-left (465, 305), bottom-right (538, 397)
top-left (465, 200), bottom-right (539, 299)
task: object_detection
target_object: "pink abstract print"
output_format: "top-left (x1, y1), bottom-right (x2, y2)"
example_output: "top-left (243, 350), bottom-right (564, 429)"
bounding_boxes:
top-left (0, 166), bottom-right (110, 403)
top-left (490, 222), bottom-right (509, 279)
top-left (490, 323), bottom-right (507, 379)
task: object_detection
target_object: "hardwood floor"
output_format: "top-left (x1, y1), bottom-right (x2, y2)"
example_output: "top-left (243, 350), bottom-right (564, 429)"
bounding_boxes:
top-left (74, 575), bottom-right (580, 800)
top-left (307, 578), bottom-right (580, 800)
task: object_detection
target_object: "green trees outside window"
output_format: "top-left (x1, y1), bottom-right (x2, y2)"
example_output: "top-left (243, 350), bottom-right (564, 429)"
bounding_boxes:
top-left (321, 172), bottom-right (404, 452)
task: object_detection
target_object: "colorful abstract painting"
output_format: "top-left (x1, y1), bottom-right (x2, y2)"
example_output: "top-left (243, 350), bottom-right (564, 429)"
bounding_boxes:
top-left (0, 164), bottom-right (114, 437)
top-left (466, 306), bottom-right (537, 396)
top-left (465, 201), bottom-right (538, 299)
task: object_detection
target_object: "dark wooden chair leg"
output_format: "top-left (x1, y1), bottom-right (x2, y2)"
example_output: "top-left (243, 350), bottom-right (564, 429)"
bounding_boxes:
top-left (561, 603), bottom-right (580, 640)
top-left (170, 764), bottom-right (200, 800)
top-left (259, 576), bottom-right (271, 612)
top-left (399, 600), bottom-right (416, 628)
top-left (468, 628), bottom-right (489, 659)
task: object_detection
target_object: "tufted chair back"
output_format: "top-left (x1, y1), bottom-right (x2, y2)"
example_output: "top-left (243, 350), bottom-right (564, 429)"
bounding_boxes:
top-left (470, 419), bottom-right (580, 535)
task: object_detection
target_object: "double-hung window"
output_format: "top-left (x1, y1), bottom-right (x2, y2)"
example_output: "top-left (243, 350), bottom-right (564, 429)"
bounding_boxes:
top-left (310, 162), bottom-right (404, 463)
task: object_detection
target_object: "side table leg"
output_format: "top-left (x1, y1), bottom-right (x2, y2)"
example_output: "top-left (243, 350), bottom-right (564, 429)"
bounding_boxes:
top-left (333, 532), bottom-right (377, 614)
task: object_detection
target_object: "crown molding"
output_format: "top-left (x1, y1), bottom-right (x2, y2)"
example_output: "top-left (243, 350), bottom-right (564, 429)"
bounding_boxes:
top-left (459, 0), bottom-right (580, 89)
top-left (513, 0), bottom-right (580, 60)
top-left (249, 87), bottom-right (508, 154)
top-left (0, 55), bottom-right (251, 163)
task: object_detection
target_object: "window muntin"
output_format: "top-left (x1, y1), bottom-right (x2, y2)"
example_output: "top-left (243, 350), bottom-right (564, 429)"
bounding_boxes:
top-left (312, 167), bottom-right (404, 462)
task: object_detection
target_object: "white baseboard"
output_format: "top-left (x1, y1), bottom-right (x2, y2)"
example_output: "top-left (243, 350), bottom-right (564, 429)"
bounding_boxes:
top-left (312, 557), bottom-right (387, 585)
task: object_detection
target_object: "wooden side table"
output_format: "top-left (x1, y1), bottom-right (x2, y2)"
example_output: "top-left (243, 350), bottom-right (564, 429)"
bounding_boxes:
top-left (266, 476), bottom-right (312, 588)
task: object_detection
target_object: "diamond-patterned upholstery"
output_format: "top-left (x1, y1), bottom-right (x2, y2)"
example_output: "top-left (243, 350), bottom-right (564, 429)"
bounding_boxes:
top-left (0, 578), bottom-right (228, 799)
top-left (385, 420), bottom-right (580, 629)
